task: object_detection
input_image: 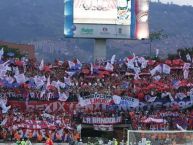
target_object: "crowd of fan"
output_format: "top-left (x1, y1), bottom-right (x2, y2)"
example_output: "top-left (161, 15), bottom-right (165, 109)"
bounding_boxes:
top-left (129, 108), bottom-right (193, 131)
top-left (0, 107), bottom-right (79, 143)
top-left (1, 51), bottom-right (193, 143)
top-left (0, 56), bottom-right (192, 102)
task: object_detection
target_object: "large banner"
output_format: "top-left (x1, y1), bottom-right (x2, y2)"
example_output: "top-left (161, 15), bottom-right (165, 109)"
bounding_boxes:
top-left (113, 95), bottom-right (139, 107)
top-left (8, 100), bottom-right (77, 113)
top-left (82, 116), bottom-right (122, 124)
top-left (137, 97), bottom-right (193, 110)
top-left (0, 91), bottom-right (58, 100)
top-left (79, 94), bottom-right (114, 106)
top-left (93, 125), bottom-right (113, 131)
top-left (12, 120), bottom-right (57, 130)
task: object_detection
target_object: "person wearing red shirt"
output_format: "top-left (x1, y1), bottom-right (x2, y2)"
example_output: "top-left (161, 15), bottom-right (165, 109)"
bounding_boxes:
top-left (45, 136), bottom-right (54, 145)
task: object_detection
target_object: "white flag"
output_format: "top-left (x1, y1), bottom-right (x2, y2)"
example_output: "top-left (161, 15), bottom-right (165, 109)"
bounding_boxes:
top-left (162, 64), bottom-right (171, 74)
top-left (51, 81), bottom-right (59, 89)
top-left (132, 52), bottom-right (136, 59)
top-left (46, 76), bottom-right (50, 90)
top-left (39, 59), bottom-right (44, 71)
top-left (51, 80), bottom-right (65, 89)
top-left (176, 124), bottom-right (186, 131)
top-left (183, 70), bottom-right (189, 79)
top-left (0, 117), bottom-right (8, 126)
top-left (147, 96), bottom-right (157, 103)
top-left (186, 53), bottom-right (191, 61)
top-left (40, 90), bottom-right (45, 98)
top-left (183, 63), bottom-right (190, 70)
top-left (5, 76), bottom-right (14, 84)
top-left (126, 61), bottom-right (134, 69)
top-left (77, 124), bottom-right (82, 133)
top-left (57, 80), bottom-right (66, 88)
top-left (0, 48), bottom-right (4, 60)
top-left (179, 51), bottom-right (181, 58)
top-left (150, 65), bottom-right (161, 76)
top-left (0, 70), bottom-right (7, 79)
top-left (134, 72), bottom-right (141, 80)
top-left (0, 98), bottom-right (11, 114)
top-left (153, 75), bottom-right (161, 81)
top-left (183, 63), bottom-right (190, 79)
top-left (156, 49), bottom-right (159, 58)
top-left (58, 92), bottom-right (69, 101)
top-left (68, 61), bottom-right (75, 69)
top-left (139, 57), bottom-right (147, 69)
top-left (76, 59), bottom-right (82, 67)
top-left (90, 63), bottom-right (93, 75)
top-left (34, 76), bottom-right (45, 88)
top-left (112, 95), bottom-right (121, 104)
top-left (14, 73), bottom-right (26, 84)
top-left (105, 62), bottom-right (114, 71)
top-left (110, 54), bottom-right (116, 64)
top-left (14, 67), bottom-right (20, 75)
top-left (64, 76), bottom-right (72, 86)
top-left (65, 71), bottom-right (76, 77)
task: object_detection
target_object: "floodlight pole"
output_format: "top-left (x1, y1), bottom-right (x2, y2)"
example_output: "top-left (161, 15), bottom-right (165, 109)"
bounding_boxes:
top-left (94, 38), bottom-right (107, 62)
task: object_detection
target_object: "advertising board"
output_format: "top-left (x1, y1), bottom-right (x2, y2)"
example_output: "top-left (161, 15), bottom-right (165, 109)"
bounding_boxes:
top-left (64, 0), bottom-right (149, 39)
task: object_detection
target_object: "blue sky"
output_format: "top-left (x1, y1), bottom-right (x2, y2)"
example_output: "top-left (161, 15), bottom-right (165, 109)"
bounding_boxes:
top-left (152, 0), bottom-right (193, 6)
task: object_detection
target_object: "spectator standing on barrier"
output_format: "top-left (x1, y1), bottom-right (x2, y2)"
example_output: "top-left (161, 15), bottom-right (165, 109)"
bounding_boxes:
top-left (21, 138), bottom-right (26, 145)
top-left (146, 140), bottom-right (151, 145)
top-left (108, 140), bottom-right (112, 145)
top-left (113, 138), bottom-right (118, 145)
top-left (77, 138), bottom-right (83, 145)
top-left (26, 138), bottom-right (32, 145)
top-left (120, 140), bottom-right (124, 145)
top-left (16, 139), bottom-right (21, 145)
top-left (45, 136), bottom-right (54, 145)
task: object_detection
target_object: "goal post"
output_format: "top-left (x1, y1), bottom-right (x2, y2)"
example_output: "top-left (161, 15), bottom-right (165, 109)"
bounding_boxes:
top-left (127, 130), bottom-right (193, 145)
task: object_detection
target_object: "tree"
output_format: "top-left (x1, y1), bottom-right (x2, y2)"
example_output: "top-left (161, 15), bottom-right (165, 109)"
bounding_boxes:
top-left (0, 45), bottom-right (23, 58)
top-left (149, 29), bottom-right (168, 57)
top-left (177, 47), bottom-right (193, 61)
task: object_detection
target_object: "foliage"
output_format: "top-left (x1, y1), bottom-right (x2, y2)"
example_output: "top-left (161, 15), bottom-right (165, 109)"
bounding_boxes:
top-left (167, 53), bottom-right (179, 60)
top-left (177, 47), bottom-right (193, 61)
top-left (148, 29), bottom-right (168, 58)
top-left (0, 45), bottom-right (24, 58)
top-left (149, 29), bottom-right (168, 42)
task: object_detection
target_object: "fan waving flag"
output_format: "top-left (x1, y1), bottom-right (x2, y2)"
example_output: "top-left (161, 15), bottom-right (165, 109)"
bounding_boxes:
top-left (105, 62), bottom-right (114, 71)
top-left (39, 59), bottom-right (44, 71)
top-left (172, 80), bottom-right (181, 89)
top-left (58, 91), bottom-right (69, 101)
top-left (14, 73), bottom-right (26, 84)
top-left (110, 55), bottom-right (116, 64)
top-left (186, 53), bottom-right (191, 61)
top-left (68, 61), bottom-right (76, 69)
top-left (156, 49), bottom-right (159, 58)
top-left (76, 59), bottom-right (82, 69)
top-left (46, 76), bottom-right (51, 90)
top-left (162, 64), bottom-right (171, 74)
top-left (0, 48), bottom-right (4, 60)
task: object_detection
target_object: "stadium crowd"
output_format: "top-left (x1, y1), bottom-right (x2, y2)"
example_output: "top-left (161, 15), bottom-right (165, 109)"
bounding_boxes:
top-left (0, 47), bottom-right (193, 143)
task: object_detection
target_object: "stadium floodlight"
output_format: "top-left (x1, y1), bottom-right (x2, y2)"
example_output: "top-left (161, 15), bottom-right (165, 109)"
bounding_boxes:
top-left (141, 0), bottom-right (149, 12)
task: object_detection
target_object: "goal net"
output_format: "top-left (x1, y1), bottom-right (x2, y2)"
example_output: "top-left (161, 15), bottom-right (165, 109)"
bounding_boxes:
top-left (127, 130), bottom-right (193, 145)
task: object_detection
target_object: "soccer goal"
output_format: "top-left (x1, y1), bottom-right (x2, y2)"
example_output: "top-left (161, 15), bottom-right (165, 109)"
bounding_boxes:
top-left (127, 130), bottom-right (193, 145)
